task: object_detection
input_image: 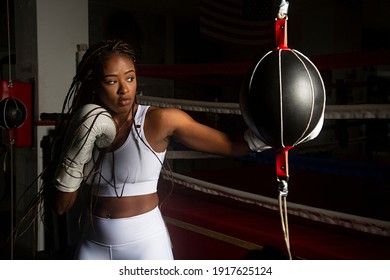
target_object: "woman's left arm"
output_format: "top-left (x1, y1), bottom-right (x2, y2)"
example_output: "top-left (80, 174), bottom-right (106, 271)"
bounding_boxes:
top-left (148, 108), bottom-right (251, 157)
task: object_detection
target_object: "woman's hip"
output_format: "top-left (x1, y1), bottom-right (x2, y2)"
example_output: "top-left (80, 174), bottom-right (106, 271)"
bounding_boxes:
top-left (82, 206), bottom-right (169, 245)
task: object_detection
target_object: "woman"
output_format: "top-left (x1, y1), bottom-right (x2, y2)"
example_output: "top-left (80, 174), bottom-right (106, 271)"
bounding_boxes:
top-left (51, 40), bottom-right (269, 260)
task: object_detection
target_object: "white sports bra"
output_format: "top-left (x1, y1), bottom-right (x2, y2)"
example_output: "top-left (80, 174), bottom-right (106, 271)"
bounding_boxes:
top-left (85, 105), bottom-right (166, 197)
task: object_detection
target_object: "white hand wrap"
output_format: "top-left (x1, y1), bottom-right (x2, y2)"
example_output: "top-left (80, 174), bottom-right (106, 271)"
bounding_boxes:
top-left (296, 114), bottom-right (324, 145)
top-left (54, 104), bottom-right (117, 193)
top-left (244, 129), bottom-right (272, 152)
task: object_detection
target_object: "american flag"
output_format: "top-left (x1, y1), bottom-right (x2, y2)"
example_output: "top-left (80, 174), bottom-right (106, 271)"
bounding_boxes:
top-left (199, 0), bottom-right (274, 48)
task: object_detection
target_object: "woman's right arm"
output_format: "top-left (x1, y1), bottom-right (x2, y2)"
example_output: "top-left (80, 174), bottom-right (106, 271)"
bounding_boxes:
top-left (55, 190), bottom-right (79, 215)
top-left (53, 104), bottom-right (117, 215)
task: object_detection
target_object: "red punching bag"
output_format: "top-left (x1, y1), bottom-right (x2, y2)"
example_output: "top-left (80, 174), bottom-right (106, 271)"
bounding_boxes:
top-left (240, 19), bottom-right (326, 150)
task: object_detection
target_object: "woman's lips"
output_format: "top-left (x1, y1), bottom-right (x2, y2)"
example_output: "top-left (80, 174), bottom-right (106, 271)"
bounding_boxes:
top-left (119, 98), bottom-right (132, 106)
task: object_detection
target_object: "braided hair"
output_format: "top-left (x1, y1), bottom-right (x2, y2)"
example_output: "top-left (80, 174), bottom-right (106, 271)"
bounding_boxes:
top-left (13, 41), bottom-right (139, 257)
top-left (14, 41), bottom-right (172, 254)
top-left (49, 40), bottom-right (138, 202)
top-left (62, 40), bottom-right (137, 116)
top-left (51, 40), bottom-right (137, 171)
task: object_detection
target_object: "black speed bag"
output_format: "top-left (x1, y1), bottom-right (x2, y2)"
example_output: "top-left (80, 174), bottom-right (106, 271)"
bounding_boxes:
top-left (240, 49), bottom-right (326, 148)
top-left (0, 97), bottom-right (27, 129)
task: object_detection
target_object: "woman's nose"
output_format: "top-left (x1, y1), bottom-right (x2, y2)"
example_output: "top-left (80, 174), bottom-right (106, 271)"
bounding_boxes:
top-left (118, 81), bottom-right (129, 95)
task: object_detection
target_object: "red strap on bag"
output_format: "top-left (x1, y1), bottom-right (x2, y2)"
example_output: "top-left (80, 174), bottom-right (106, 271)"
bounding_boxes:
top-left (276, 146), bottom-right (292, 181)
top-left (275, 18), bottom-right (289, 50)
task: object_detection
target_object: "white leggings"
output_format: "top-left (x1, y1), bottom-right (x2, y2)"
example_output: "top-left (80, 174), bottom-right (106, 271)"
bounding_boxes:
top-left (74, 207), bottom-right (174, 260)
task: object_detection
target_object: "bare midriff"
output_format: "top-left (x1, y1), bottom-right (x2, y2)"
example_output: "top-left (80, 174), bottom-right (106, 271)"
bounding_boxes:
top-left (92, 192), bottom-right (159, 219)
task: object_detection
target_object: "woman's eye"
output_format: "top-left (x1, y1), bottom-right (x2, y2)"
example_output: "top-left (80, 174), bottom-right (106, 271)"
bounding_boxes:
top-left (104, 80), bottom-right (116, 85)
top-left (127, 77), bottom-right (134, 82)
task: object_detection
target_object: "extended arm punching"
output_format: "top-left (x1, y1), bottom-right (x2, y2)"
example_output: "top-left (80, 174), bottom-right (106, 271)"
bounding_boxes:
top-left (53, 104), bottom-right (117, 214)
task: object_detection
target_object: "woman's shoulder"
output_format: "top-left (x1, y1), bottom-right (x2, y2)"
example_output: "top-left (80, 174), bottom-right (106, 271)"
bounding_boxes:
top-left (146, 106), bottom-right (189, 121)
top-left (144, 106), bottom-right (194, 135)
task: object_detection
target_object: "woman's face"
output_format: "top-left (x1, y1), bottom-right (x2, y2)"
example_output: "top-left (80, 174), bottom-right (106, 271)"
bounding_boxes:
top-left (95, 53), bottom-right (137, 116)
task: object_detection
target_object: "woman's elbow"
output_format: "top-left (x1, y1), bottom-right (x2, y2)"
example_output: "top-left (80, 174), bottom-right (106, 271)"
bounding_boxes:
top-left (54, 190), bottom-right (78, 215)
top-left (54, 204), bottom-right (69, 216)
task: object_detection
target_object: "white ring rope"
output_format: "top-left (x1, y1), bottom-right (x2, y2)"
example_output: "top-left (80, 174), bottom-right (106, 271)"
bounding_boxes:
top-left (138, 95), bottom-right (241, 115)
top-left (138, 95), bottom-right (390, 119)
top-left (167, 150), bottom-right (222, 159)
top-left (162, 172), bottom-right (390, 237)
top-left (143, 94), bottom-right (389, 238)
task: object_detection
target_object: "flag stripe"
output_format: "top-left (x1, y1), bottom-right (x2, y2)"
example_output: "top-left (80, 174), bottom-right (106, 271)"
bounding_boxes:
top-left (199, 27), bottom-right (272, 46)
top-left (199, 0), bottom-right (273, 47)
top-left (199, 7), bottom-right (272, 31)
top-left (200, 15), bottom-right (272, 37)
top-left (202, 0), bottom-right (242, 18)
top-left (200, 1), bottom-right (271, 28)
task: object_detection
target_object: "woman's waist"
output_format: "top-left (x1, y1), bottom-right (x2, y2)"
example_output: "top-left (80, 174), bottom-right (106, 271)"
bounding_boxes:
top-left (92, 192), bottom-right (159, 219)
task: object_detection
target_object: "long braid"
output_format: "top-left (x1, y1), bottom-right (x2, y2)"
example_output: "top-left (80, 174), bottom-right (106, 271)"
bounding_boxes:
top-left (13, 40), bottom-right (137, 250)
top-left (62, 40), bottom-right (137, 116)
top-left (56, 40), bottom-right (138, 217)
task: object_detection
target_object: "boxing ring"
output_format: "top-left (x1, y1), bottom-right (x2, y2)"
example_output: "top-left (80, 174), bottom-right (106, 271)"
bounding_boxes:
top-left (35, 50), bottom-right (390, 260)
top-left (132, 49), bottom-right (390, 260)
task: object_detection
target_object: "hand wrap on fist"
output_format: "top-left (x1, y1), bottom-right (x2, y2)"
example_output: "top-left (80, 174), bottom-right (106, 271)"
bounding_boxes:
top-left (296, 114), bottom-right (324, 145)
top-left (54, 104), bottom-right (117, 193)
top-left (244, 129), bottom-right (272, 152)
top-left (244, 114), bottom-right (324, 152)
